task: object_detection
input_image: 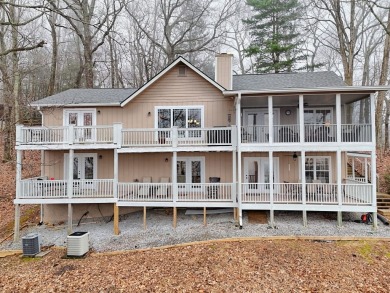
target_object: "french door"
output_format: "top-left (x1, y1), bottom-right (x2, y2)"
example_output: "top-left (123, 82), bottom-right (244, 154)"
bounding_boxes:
top-left (177, 157), bottom-right (205, 192)
top-left (244, 157), bottom-right (279, 193)
top-left (243, 109), bottom-right (279, 142)
top-left (65, 153), bottom-right (97, 190)
top-left (64, 109), bottom-right (96, 142)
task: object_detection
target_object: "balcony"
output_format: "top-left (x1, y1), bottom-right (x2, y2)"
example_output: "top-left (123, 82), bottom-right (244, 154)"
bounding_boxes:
top-left (16, 125), bottom-right (235, 149)
top-left (241, 124), bottom-right (372, 144)
top-left (241, 181), bottom-right (373, 205)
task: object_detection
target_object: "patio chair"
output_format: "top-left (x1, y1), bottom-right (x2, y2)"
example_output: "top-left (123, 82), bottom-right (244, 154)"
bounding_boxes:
top-left (138, 177), bottom-right (152, 197)
top-left (156, 177), bottom-right (170, 198)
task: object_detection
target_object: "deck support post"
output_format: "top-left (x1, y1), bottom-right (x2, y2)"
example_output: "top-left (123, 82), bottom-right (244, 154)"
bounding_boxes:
top-left (114, 204), bottom-right (119, 235)
top-left (372, 212), bottom-right (378, 229)
top-left (173, 207), bottom-right (177, 228)
top-left (302, 210), bottom-right (307, 227)
top-left (337, 211), bottom-right (342, 227)
top-left (67, 203), bottom-right (73, 235)
top-left (143, 206), bottom-right (147, 230)
top-left (269, 150), bottom-right (274, 227)
top-left (203, 207), bottom-right (207, 226)
top-left (14, 149), bottom-right (22, 242)
top-left (269, 210), bottom-right (274, 227)
top-left (14, 204), bottom-right (20, 242)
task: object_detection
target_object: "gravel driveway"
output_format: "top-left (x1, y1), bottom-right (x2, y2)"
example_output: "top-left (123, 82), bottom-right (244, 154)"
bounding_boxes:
top-left (1, 209), bottom-right (389, 252)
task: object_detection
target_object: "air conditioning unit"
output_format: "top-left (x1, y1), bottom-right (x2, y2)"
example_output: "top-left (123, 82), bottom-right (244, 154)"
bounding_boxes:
top-left (67, 232), bottom-right (89, 257)
top-left (22, 233), bottom-right (41, 256)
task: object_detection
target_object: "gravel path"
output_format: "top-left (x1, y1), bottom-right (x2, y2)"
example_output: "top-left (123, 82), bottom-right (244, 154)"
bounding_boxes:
top-left (1, 209), bottom-right (389, 252)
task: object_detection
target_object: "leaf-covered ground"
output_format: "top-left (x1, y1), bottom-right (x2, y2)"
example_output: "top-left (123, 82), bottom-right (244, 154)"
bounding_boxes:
top-left (1, 240), bottom-right (390, 292)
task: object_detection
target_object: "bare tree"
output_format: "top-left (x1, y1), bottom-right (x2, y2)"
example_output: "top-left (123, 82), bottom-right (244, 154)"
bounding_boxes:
top-left (47, 0), bottom-right (124, 88)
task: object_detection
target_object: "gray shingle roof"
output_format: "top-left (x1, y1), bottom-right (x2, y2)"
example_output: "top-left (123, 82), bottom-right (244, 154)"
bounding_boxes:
top-left (32, 88), bottom-right (137, 106)
top-left (233, 71), bottom-right (346, 91)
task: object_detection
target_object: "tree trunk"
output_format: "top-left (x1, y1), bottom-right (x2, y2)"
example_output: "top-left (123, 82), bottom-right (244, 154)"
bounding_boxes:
top-left (47, 11), bottom-right (58, 96)
top-left (375, 8), bottom-right (390, 148)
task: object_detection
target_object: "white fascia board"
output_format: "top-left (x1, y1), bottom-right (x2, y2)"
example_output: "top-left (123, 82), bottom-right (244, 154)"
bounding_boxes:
top-left (120, 56), bottom-right (226, 107)
top-left (224, 86), bottom-right (390, 96)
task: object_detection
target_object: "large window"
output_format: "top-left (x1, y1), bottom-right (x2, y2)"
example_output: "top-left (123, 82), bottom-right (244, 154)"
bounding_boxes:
top-left (300, 156), bottom-right (331, 183)
top-left (156, 106), bottom-right (203, 138)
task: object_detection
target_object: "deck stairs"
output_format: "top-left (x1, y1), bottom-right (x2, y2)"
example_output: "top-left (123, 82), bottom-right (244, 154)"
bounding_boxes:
top-left (377, 193), bottom-right (390, 218)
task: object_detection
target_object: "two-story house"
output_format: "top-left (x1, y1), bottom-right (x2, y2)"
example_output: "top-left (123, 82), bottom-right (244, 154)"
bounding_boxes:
top-left (13, 54), bottom-right (388, 239)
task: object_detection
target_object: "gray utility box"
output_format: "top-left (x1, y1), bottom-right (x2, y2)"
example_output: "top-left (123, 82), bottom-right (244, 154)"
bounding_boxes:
top-left (67, 232), bottom-right (89, 257)
top-left (22, 233), bottom-right (41, 256)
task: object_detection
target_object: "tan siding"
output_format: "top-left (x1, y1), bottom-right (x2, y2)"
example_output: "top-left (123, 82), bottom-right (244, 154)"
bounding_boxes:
top-left (43, 150), bottom-right (114, 180)
top-left (40, 63), bottom-right (235, 128)
top-left (118, 152), bottom-right (233, 183)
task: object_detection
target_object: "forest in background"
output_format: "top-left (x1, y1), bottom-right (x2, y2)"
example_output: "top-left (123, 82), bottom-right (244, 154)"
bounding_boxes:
top-left (0, 0), bottom-right (389, 161)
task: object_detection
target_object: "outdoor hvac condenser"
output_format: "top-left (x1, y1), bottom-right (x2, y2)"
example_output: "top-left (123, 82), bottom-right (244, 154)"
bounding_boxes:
top-left (67, 232), bottom-right (89, 257)
top-left (22, 233), bottom-right (41, 256)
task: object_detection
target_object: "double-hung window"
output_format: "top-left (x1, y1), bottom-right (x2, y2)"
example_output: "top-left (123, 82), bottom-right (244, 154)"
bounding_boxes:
top-left (300, 156), bottom-right (331, 183)
top-left (156, 106), bottom-right (203, 138)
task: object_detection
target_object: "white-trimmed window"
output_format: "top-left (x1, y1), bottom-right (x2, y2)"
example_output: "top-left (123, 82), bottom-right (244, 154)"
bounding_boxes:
top-left (303, 108), bottom-right (333, 124)
top-left (299, 156), bottom-right (331, 183)
top-left (63, 109), bottom-right (96, 141)
top-left (156, 106), bottom-right (204, 138)
top-left (177, 157), bottom-right (205, 190)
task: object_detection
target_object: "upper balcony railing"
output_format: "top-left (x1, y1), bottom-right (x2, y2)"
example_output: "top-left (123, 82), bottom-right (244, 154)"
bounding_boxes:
top-left (241, 124), bottom-right (372, 144)
top-left (17, 125), bottom-right (116, 145)
top-left (16, 124), bottom-right (235, 148)
top-left (121, 127), bottom-right (234, 147)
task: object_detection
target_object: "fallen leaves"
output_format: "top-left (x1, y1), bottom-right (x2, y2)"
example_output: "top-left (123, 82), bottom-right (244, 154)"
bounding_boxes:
top-left (1, 240), bottom-right (390, 292)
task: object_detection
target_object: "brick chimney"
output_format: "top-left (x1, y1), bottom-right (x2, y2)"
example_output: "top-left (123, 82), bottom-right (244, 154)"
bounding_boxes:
top-left (215, 53), bottom-right (233, 90)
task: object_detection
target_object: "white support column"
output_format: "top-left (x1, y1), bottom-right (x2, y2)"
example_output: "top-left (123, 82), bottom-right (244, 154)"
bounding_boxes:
top-left (269, 151), bottom-right (274, 227)
top-left (172, 127), bottom-right (178, 148)
top-left (15, 124), bottom-right (22, 146)
top-left (67, 203), bottom-right (73, 235)
top-left (68, 124), bottom-right (74, 145)
top-left (268, 96), bottom-right (273, 144)
top-left (370, 93), bottom-right (377, 229)
top-left (299, 95), bottom-right (304, 143)
top-left (113, 122), bottom-right (123, 147)
top-left (370, 93), bottom-right (376, 145)
top-left (113, 149), bottom-right (118, 199)
top-left (14, 204), bottom-right (20, 242)
top-left (300, 151), bottom-right (307, 226)
top-left (14, 149), bottom-right (22, 242)
top-left (336, 94), bottom-right (342, 143)
top-left (236, 94), bottom-right (243, 228)
top-left (67, 149), bottom-right (74, 199)
top-left (371, 150), bottom-right (378, 229)
top-left (232, 150), bottom-right (237, 207)
top-left (337, 150), bottom-right (342, 227)
top-left (172, 151), bottom-right (178, 203)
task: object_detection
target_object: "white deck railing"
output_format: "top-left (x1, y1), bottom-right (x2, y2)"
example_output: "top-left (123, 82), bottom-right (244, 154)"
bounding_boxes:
top-left (341, 124), bottom-right (371, 142)
top-left (20, 126), bottom-right (68, 144)
top-left (343, 179), bottom-right (373, 204)
top-left (177, 183), bottom-right (233, 201)
top-left (118, 183), bottom-right (173, 201)
top-left (242, 182), bottom-right (372, 205)
top-left (121, 127), bottom-right (233, 147)
top-left (274, 125), bottom-right (300, 143)
top-left (304, 124), bottom-right (337, 143)
top-left (241, 126), bottom-right (269, 143)
top-left (19, 179), bottom-right (114, 198)
top-left (18, 125), bottom-right (115, 145)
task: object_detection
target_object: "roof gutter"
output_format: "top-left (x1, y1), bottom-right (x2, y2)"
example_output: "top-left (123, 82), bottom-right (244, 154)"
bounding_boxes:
top-left (223, 86), bottom-right (390, 96)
